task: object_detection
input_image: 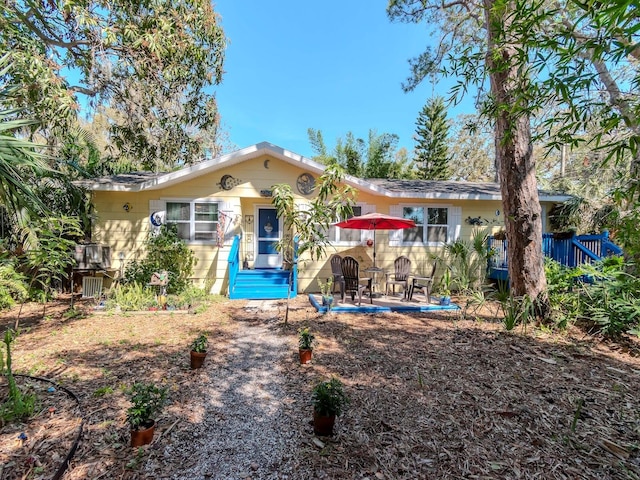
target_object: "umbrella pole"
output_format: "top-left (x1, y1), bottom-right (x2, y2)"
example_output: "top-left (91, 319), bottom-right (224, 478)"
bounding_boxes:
top-left (373, 229), bottom-right (376, 269)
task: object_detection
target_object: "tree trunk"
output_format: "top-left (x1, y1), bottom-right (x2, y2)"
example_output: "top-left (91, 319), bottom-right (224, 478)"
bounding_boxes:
top-left (484, 0), bottom-right (549, 318)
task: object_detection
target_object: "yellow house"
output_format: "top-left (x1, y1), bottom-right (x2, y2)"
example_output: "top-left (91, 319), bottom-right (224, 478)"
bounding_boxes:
top-left (82, 142), bottom-right (570, 298)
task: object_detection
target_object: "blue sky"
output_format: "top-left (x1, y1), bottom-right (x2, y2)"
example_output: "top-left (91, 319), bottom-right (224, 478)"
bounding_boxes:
top-left (214, 0), bottom-right (476, 158)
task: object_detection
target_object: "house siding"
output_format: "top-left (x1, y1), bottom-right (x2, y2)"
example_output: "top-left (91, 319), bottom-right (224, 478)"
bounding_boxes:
top-left (90, 151), bottom-right (556, 295)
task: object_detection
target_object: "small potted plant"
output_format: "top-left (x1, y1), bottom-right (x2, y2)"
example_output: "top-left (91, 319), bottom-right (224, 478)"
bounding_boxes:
top-left (126, 382), bottom-right (168, 447)
top-left (318, 277), bottom-right (334, 310)
top-left (298, 327), bottom-right (317, 364)
top-left (439, 268), bottom-right (452, 306)
top-left (190, 333), bottom-right (208, 369)
top-left (311, 377), bottom-right (349, 436)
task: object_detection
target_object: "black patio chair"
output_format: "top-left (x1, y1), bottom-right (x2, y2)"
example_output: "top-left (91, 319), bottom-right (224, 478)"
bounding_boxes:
top-left (408, 261), bottom-right (437, 303)
top-left (341, 256), bottom-right (372, 306)
top-left (385, 255), bottom-right (411, 298)
top-left (330, 254), bottom-right (345, 301)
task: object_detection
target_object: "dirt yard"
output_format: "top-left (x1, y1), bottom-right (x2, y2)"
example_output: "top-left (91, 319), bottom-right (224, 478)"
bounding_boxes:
top-left (1, 295), bottom-right (640, 479)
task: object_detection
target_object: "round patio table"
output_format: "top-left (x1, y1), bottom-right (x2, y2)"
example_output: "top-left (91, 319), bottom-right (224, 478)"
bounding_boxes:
top-left (364, 267), bottom-right (385, 298)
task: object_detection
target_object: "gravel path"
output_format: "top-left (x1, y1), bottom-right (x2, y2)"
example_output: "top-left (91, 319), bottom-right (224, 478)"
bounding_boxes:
top-left (153, 303), bottom-right (301, 480)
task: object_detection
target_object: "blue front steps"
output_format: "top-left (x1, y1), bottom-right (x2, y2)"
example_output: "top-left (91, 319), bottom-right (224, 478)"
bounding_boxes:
top-left (229, 269), bottom-right (295, 300)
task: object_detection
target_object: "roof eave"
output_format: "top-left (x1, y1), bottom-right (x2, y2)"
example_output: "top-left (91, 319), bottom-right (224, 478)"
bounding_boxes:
top-left (85, 142), bottom-right (330, 192)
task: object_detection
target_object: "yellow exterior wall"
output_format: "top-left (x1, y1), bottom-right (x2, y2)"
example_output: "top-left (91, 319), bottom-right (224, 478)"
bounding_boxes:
top-left (92, 155), bottom-right (321, 293)
top-left (91, 153), bottom-right (554, 295)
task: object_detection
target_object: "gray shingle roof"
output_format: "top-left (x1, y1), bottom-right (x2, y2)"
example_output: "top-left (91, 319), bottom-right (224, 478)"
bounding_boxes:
top-left (366, 179), bottom-right (566, 200)
top-left (75, 142), bottom-right (570, 201)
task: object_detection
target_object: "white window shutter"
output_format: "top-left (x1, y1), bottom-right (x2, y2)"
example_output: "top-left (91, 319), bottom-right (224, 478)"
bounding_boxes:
top-left (358, 203), bottom-right (376, 243)
top-left (389, 205), bottom-right (403, 246)
top-left (296, 201), bottom-right (313, 225)
top-left (361, 203), bottom-right (375, 215)
top-left (149, 200), bottom-right (166, 234)
top-left (220, 200), bottom-right (239, 245)
top-left (449, 206), bottom-right (462, 241)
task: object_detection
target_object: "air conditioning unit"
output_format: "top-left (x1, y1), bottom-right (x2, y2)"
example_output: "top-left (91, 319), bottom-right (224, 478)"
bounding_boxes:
top-left (73, 244), bottom-right (112, 270)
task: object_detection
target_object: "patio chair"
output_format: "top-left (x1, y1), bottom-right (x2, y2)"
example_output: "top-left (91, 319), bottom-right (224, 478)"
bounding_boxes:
top-left (385, 255), bottom-right (411, 298)
top-left (408, 261), bottom-right (437, 303)
top-left (341, 256), bottom-right (373, 306)
top-left (330, 254), bottom-right (345, 301)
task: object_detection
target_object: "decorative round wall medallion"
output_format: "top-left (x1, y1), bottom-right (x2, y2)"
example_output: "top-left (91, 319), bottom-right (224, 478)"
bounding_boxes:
top-left (150, 212), bottom-right (163, 227)
top-left (296, 173), bottom-right (315, 195)
top-left (220, 174), bottom-right (234, 190)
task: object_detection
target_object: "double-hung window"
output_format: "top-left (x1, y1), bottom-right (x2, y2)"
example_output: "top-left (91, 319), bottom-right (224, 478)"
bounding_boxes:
top-left (402, 206), bottom-right (449, 244)
top-left (166, 201), bottom-right (219, 242)
top-left (328, 205), bottom-right (362, 244)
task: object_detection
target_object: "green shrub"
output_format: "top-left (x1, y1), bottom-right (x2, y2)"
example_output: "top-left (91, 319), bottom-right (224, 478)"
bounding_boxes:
top-left (441, 228), bottom-right (491, 293)
top-left (501, 294), bottom-right (534, 331)
top-left (577, 261), bottom-right (640, 336)
top-left (106, 283), bottom-right (155, 312)
top-left (545, 257), bottom-right (640, 336)
top-left (176, 285), bottom-right (210, 306)
top-left (0, 262), bottom-right (28, 310)
top-left (122, 225), bottom-right (196, 294)
top-left (0, 329), bottom-right (37, 421)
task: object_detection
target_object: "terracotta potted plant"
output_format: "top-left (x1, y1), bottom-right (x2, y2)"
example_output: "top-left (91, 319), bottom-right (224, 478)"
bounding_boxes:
top-left (190, 333), bottom-right (208, 369)
top-left (126, 382), bottom-right (168, 447)
top-left (298, 327), bottom-right (317, 364)
top-left (311, 377), bottom-right (349, 436)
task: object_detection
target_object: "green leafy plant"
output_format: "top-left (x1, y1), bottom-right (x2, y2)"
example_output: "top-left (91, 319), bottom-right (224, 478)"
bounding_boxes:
top-left (0, 257), bottom-right (28, 310)
top-left (501, 294), bottom-right (535, 331)
top-left (93, 386), bottom-right (114, 397)
top-left (439, 268), bottom-right (452, 297)
top-left (544, 256), bottom-right (640, 336)
top-left (190, 333), bottom-right (208, 353)
top-left (0, 329), bottom-right (37, 421)
top-left (441, 228), bottom-right (491, 293)
top-left (271, 163), bottom-right (356, 324)
top-left (123, 224), bottom-right (197, 294)
top-left (298, 327), bottom-right (317, 350)
top-left (312, 377), bottom-right (349, 417)
top-left (125, 382), bottom-right (168, 430)
top-left (318, 277), bottom-right (334, 297)
top-left (105, 283), bottom-right (155, 312)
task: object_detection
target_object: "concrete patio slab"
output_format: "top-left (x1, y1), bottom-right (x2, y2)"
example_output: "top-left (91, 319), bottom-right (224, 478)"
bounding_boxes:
top-left (308, 294), bottom-right (460, 314)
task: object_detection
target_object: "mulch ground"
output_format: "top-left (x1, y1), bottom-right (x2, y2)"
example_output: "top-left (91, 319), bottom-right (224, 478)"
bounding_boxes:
top-left (1, 295), bottom-right (640, 479)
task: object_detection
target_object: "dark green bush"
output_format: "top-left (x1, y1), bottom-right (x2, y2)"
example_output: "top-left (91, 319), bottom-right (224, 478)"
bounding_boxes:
top-left (546, 257), bottom-right (640, 336)
top-left (0, 260), bottom-right (28, 310)
top-left (123, 224), bottom-right (196, 294)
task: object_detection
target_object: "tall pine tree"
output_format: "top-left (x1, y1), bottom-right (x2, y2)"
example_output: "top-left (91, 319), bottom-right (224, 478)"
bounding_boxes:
top-left (413, 97), bottom-right (451, 180)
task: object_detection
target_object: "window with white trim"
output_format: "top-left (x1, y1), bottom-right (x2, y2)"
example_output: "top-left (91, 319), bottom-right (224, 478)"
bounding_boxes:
top-left (402, 206), bottom-right (448, 243)
top-left (328, 205), bottom-right (362, 243)
top-left (166, 201), bottom-right (219, 242)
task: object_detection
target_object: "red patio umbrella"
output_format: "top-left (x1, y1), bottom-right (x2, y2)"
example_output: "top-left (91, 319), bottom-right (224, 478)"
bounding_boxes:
top-left (334, 212), bottom-right (416, 269)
